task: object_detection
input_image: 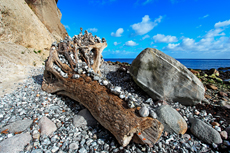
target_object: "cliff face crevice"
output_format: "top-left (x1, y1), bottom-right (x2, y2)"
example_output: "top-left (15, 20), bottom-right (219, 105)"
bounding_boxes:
top-left (0, 0), bottom-right (67, 94)
top-left (25, 0), bottom-right (67, 40)
top-left (0, 0), bottom-right (67, 50)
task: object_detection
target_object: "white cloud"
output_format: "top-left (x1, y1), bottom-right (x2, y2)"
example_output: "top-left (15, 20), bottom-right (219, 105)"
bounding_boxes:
top-left (153, 34), bottom-right (178, 43)
top-left (111, 28), bottom-right (124, 37)
top-left (164, 25), bottom-right (230, 52)
top-left (214, 19), bottom-right (230, 28)
top-left (142, 35), bottom-right (150, 40)
top-left (64, 25), bottom-right (70, 30)
top-left (131, 15), bottom-right (163, 35)
top-left (201, 14), bottom-right (209, 19)
top-left (125, 40), bottom-right (138, 47)
top-left (87, 28), bottom-right (98, 32)
top-left (113, 42), bottom-right (121, 46)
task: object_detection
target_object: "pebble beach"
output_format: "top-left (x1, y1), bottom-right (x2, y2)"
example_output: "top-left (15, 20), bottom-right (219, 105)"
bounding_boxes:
top-left (0, 62), bottom-right (230, 153)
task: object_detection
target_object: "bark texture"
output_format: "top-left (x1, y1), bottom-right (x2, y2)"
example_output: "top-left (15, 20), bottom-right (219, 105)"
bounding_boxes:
top-left (42, 31), bottom-right (164, 147)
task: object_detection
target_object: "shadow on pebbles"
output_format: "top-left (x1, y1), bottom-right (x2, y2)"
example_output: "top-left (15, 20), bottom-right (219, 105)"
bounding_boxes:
top-left (0, 63), bottom-right (229, 153)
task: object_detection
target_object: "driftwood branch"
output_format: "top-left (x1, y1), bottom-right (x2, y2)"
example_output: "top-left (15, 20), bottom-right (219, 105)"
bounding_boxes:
top-left (42, 29), bottom-right (164, 147)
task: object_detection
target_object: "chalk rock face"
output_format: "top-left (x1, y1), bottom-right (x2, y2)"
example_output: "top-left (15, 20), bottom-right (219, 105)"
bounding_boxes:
top-left (26, 0), bottom-right (67, 40)
top-left (0, 0), bottom-right (65, 50)
top-left (130, 48), bottom-right (205, 106)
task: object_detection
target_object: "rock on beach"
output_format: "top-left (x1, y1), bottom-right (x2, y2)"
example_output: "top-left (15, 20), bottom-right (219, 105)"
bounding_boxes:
top-left (0, 119), bottom-right (33, 133)
top-left (189, 117), bottom-right (222, 145)
top-left (130, 48), bottom-right (205, 106)
top-left (155, 105), bottom-right (187, 134)
top-left (38, 116), bottom-right (57, 136)
top-left (0, 133), bottom-right (31, 153)
top-left (73, 109), bottom-right (97, 128)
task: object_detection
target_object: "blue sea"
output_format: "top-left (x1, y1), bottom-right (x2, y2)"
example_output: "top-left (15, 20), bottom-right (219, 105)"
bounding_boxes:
top-left (104, 58), bottom-right (230, 70)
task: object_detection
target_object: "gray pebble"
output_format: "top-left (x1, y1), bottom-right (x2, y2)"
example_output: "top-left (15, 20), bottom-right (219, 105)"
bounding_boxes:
top-left (139, 106), bottom-right (149, 117)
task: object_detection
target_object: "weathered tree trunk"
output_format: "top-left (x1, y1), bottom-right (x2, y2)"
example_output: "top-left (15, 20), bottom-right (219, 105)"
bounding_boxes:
top-left (42, 30), bottom-right (164, 147)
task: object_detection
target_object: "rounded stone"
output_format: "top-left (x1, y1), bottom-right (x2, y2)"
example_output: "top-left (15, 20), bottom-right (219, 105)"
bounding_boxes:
top-left (139, 106), bottom-right (149, 117)
top-left (156, 105), bottom-right (187, 134)
top-left (189, 117), bottom-right (222, 145)
top-left (102, 80), bottom-right (109, 86)
top-left (220, 131), bottom-right (228, 139)
top-left (69, 142), bottom-right (79, 150)
top-left (149, 110), bottom-right (157, 119)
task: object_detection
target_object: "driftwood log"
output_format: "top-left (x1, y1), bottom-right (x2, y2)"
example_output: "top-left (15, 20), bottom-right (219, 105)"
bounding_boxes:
top-left (42, 29), bottom-right (164, 147)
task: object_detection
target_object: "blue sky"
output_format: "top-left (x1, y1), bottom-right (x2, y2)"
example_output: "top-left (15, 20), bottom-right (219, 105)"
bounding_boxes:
top-left (57, 0), bottom-right (230, 59)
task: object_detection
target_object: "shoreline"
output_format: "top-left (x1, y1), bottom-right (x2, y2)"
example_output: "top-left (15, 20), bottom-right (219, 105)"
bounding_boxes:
top-left (104, 59), bottom-right (230, 71)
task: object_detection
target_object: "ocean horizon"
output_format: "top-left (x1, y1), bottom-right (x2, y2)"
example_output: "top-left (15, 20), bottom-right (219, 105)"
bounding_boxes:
top-left (104, 58), bottom-right (230, 70)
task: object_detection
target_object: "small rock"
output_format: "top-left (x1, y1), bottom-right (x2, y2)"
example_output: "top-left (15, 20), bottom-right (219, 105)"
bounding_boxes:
top-left (1, 119), bottom-right (33, 133)
top-left (79, 147), bottom-right (87, 153)
top-left (31, 149), bottom-right (43, 153)
top-left (212, 143), bottom-right (218, 149)
top-left (183, 134), bottom-right (191, 141)
top-left (204, 94), bottom-right (212, 99)
top-left (69, 142), bottom-right (79, 150)
top-left (214, 126), bottom-right (221, 132)
top-left (119, 94), bottom-right (125, 99)
top-left (156, 105), bottom-right (187, 134)
top-left (145, 98), bottom-right (153, 104)
top-left (112, 86), bottom-right (122, 95)
top-left (78, 68), bottom-right (83, 74)
top-left (51, 146), bottom-right (59, 153)
top-left (189, 117), bottom-right (222, 144)
top-left (206, 84), bottom-right (218, 90)
top-left (164, 131), bottom-right (168, 137)
top-left (38, 116), bottom-right (57, 136)
top-left (73, 109), bottom-right (97, 128)
top-left (93, 76), bottom-right (100, 81)
top-left (102, 80), bottom-right (109, 86)
top-left (219, 91), bottom-right (228, 97)
top-left (149, 110), bottom-right (157, 119)
top-left (223, 140), bottom-right (230, 146)
top-left (139, 106), bottom-right (149, 117)
top-left (220, 131), bottom-right (228, 139)
top-left (128, 101), bottom-right (135, 108)
top-left (194, 110), bottom-right (200, 115)
top-left (0, 133), bottom-right (31, 152)
top-left (33, 133), bottom-right (40, 140)
top-left (72, 74), bottom-right (80, 79)
top-left (211, 122), bottom-right (220, 127)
